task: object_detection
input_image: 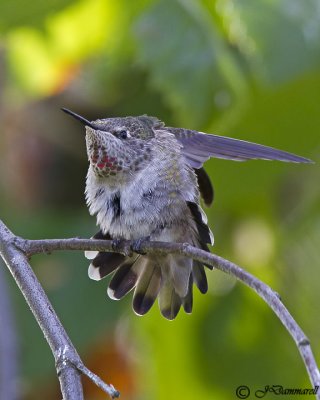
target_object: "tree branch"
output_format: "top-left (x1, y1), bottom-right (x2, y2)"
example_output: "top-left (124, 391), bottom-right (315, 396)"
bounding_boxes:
top-left (0, 220), bottom-right (119, 400)
top-left (20, 236), bottom-right (320, 396)
top-left (0, 265), bottom-right (19, 400)
top-left (1, 218), bottom-right (319, 398)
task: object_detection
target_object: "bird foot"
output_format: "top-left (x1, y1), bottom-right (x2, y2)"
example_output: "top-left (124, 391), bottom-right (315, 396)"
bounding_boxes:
top-left (131, 237), bottom-right (150, 255)
top-left (111, 238), bottom-right (132, 256)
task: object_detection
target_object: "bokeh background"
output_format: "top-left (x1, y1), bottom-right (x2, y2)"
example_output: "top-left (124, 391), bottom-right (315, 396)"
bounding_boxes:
top-left (0, 0), bottom-right (319, 399)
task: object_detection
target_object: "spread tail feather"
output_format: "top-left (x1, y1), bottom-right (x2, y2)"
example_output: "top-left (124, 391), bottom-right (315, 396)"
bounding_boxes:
top-left (182, 275), bottom-right (193, 313)
top-left (133, 260), bottom-right (162, 315)
top-left (170, 255), bottom-right (192, 298)
top-left (88, 252), bottom-right (210, 319)
top-left (86, 231), bottom-right (211, 319)
top-left (159, 278), bottom-right (182, 320)
top-left (86, 230), bottom-right (127, 280)
top-left (193, 262), bottom-right (208, 294)
top-left (88, 252), bottom-right (126, 280)
top-left (107, 255), bottom-right (141, 300)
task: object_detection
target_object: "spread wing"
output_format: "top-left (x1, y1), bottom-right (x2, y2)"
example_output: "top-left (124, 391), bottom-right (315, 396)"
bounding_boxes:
top-left (168, 127), bottom-right (312, 168)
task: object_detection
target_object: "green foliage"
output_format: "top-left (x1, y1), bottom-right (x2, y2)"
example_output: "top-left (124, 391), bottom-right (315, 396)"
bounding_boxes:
top-left (134, 0), bottom-right (248, 127)
top-left (0, 0), bottom-right (74, 32)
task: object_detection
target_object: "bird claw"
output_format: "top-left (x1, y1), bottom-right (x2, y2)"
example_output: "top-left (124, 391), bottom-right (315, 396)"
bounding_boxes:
top-left (111, 238), bottom-right (133, 256)
top-left (111, 238), bottom-right (122, 251)
top-left (131, 237), bottom-right (150, 255)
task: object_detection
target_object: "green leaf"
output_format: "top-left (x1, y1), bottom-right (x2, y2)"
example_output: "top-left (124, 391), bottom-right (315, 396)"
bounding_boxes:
top-left (216, 0), bottom-right (320, 85)
top-left (134, 0), bottom-right (248, 128)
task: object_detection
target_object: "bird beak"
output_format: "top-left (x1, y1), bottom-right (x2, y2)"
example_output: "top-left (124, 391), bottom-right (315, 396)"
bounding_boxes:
top-left (61, 108), bottom-right (97, 129)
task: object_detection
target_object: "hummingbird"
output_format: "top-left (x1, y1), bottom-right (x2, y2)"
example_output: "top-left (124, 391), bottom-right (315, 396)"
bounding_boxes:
top-left (62, 108), bottom-right (311, 320)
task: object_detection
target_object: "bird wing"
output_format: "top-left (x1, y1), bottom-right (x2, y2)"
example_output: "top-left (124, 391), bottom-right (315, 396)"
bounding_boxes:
top-left (194, 167), bottom-right (214, 207)
top-left (168, 127), bottom-right (312, 168)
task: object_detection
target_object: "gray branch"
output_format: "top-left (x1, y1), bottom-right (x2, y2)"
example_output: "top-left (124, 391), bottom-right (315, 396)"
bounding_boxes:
top-left (0, 220), bottom-right (119, 400)
top-left (1, 218), bottom-right (320, 399)
top-left (0, 265), bottom-right (19, 400)
top-left (21, 237), bottom-right (320, 396)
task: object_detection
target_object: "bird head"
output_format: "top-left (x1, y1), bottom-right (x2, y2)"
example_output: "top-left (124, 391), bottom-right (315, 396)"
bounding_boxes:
top-left (62, 108), bottom-right (163, 178)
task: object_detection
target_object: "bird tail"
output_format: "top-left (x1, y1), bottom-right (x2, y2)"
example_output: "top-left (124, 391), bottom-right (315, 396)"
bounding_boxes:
top-left (87, 241), bottom-right (211, 319)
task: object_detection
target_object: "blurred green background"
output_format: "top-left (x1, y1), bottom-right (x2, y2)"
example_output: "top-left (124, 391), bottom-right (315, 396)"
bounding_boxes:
top-left (0, 0), bottom-right (319, 399)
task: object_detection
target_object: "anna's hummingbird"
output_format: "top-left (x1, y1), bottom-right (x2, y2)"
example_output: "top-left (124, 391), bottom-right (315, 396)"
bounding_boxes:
top-left (62, 108), bottom-right (311, 320)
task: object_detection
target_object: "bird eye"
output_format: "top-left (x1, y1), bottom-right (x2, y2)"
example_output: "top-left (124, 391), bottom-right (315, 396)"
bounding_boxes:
top-left (118, 130), bottom-right (128, 139)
